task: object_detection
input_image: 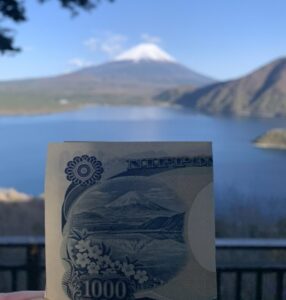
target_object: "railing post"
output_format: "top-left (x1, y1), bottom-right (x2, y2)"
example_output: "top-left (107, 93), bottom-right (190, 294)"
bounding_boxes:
top-left (11, 269), bottom-right (18, 291)
top-left (276, 271), bottom-right (284, 300)
top-left (217, 271), bottom-right (221, 300)
top-left (27, 244), bottom-right (41, 290)
top-left (235, 271), bottom-right (242, 300)
top-left (255, 271), bottom-right (263, 300)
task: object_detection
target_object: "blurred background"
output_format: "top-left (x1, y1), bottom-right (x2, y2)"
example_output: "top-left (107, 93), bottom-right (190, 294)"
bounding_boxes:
top-left (1, 0), bottom-right (286, 298)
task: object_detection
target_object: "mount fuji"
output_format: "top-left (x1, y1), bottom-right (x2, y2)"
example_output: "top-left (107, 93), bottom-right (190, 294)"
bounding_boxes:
top-left (105, 191), bottom-right (169, 212)
top-left (0, 43), bottom-right (215, 112)
top-left (75, 43), bottom-right (214, 88)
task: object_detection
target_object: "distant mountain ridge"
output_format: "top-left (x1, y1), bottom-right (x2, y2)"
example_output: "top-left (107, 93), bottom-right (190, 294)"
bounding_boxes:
top-left (0, 43), bottom-right (215, 113)
top-left (159, 57), bottom-right (286, 117)
top-left (140, 213), bottom-right (185, 231)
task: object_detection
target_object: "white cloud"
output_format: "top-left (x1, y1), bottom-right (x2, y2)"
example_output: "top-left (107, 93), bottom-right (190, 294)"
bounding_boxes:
top-left (83, 33), bottom-right (163, 61)
top-left (101, 34), bottom-right (127, 56)
top-left (68, 58), bottom-right (93, 68)
top-left (141, 33), bottom-right (162, 44)
top-left (84, 33), bottom-right (128, 58)
top-left (84, 38), bottom-right (98, 51)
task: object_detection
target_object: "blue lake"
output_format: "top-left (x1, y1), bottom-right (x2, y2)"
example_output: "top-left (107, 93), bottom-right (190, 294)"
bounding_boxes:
top-left (0, 106), bottom-right (286, 213)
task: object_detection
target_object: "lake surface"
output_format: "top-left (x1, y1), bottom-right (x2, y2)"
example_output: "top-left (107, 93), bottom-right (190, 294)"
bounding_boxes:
top-left (0, 106), bottom-right (286, 213)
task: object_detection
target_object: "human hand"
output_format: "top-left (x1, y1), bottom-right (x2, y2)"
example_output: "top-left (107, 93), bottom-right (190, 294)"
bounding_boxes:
top-left (0, 291), bottom-right (45, 300)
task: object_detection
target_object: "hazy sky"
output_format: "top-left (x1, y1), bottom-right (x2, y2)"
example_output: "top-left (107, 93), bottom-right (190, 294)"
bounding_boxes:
top-left (0, 0), bottom-right (286, 80)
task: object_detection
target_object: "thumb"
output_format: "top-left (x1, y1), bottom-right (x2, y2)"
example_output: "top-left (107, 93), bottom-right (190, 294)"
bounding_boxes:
top-left (0, 291), bottom-right (45, 300)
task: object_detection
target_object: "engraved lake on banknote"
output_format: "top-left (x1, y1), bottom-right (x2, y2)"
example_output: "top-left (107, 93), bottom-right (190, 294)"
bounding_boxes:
top-left (61, 177), bottom-right (188, 297)
top-left (1, 106), bottom-right (286, 213)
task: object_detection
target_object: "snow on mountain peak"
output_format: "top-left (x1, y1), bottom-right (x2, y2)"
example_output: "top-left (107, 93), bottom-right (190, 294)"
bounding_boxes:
top-left (115, 43), bottom-right (176, 63)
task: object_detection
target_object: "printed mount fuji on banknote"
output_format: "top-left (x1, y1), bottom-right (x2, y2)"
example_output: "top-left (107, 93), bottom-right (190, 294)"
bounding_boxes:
top-left (45, 142), bottom-right (217, 300)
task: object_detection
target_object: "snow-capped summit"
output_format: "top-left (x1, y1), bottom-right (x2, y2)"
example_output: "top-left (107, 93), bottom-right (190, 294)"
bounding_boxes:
top-left (115, 43), bottom-right (176, 63)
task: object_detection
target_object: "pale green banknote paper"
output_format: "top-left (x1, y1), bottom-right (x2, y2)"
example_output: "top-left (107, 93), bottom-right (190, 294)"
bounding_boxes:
top-left (45, 142), bottom-right (217, 300)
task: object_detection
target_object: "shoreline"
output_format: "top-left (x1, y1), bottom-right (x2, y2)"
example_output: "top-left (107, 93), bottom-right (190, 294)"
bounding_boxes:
top-left (0, 188), bottom-right (43, 202)
top-left (1, 102), bottom-right (286, 119)
top-left (254, 142), bottom-right (286, 151)
top-left (0, 101), bottom-right (177, 117)
top-left (0, 104), bottom-right (83, 117)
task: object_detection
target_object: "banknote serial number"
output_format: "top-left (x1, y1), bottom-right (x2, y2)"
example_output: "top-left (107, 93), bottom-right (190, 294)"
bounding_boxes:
top-left (127, 156), bottom-right (213, 170)
top-left (82, 278), bottom-right (128, 299)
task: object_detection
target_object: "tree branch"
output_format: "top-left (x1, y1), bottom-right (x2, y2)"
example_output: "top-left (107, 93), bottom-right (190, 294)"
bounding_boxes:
top-left (0, 0), bottom-right (115, 53)
top-left (0, 28), bottom-right (20, 53)
top-left (0, 0), bottom-right (26, 22)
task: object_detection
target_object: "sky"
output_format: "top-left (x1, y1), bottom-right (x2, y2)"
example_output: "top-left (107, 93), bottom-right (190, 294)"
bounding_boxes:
top-left (0, 0), bottom-right (286, 81)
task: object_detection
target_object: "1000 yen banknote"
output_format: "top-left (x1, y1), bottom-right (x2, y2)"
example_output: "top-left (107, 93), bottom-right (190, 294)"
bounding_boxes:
top-left (45, 142), bottom-right (217, 300)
